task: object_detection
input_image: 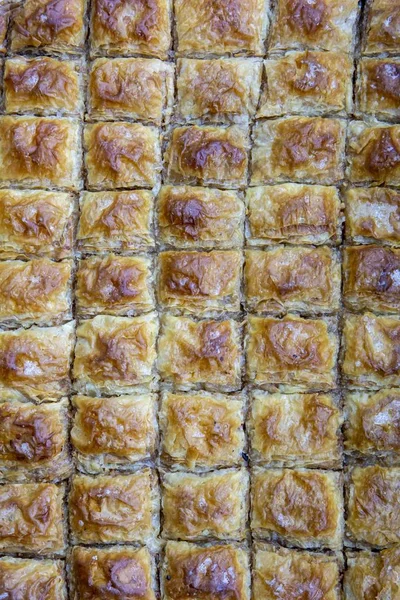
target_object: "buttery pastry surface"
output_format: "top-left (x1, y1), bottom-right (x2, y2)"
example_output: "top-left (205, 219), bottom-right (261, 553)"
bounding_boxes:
top-left (161, 468), bottom-right (248, 541)
top-left (69, 470), bottom-right (159, 544)
top-left (73, 313), bottom-right (158, 395)
top-left (249, 390), bottom-right (342, 468)
top-left (160, 391), bottom-right (245, 471)
top-left (251, 468), bottom-right (343, 550)
top-left (71, 394), bottom-right (157, 474)
top-left (0, 557), bottom-right (67, 600)
top-left (344, 547), bottom-right (400, 600)
top-left (246, 184), bottom-right (342, 246)
top-left (0, 482), bottom-right (65, 554)
top-left (251, 117), bottom-right (346, 186)
top-left (244, 246), bottom-right (341, 315)
top-left (356, 58), bottom-right (400, 122)
top-left (363, 0), bottom-right (400, 56)
top-left (161, 541), bottom-right (251, 600)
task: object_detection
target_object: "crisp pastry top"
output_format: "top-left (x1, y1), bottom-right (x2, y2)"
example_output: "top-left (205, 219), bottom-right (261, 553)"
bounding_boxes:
top-left (356, 58), bottom-right (400, 121)
top-left (73, 314), bottom-right (158, 395)
top-left (347, 122), bottom-right (400, 186)
top-left (344, 547), bottom-right (400, 600)
top-left (161, 469), bottom-right (248, 540)
top-left (162, 541), bottom-right (250, 600)
top-left (249, 391), bottom-right (341, 468)
top-left (344, 388), bottom-right (400, 459)
top-left (342, 312), bottom-right (400, 388)
top-left (346, 465), bottom-right (400, 547)
top-left (0, 322), bottom-right (74, 402)
top-left (88, 58), bottom-right (174, 125)
top-left (343, 245), bottom-right (400, 313)
top-left (257, 51), bottom-right (353, 118)
top-left (157, 186), bottom-right (244, 249)
top-left (244, 247), bottom-right (341, 314)
top-left (157, 315), bottom-right (242, 391)
top-left (251, 468), bottom-right (343, 549)
top-left (90, 0), bottom-right (171, 59)
top-left (363, 0), bottom-right (400, 56)
top-left (0, 258), bottom-right (72, 327)
top-left (246, 184), bottom-right (341, 246)
top-left (157, 250), bottom-right (242, 314)
top-left (71, 394), bottom-right (157, 470)
top-left (4, 57), bottom-right (83, 116)
top-left (0, 483), bottom-right (65, 554)
top-left (175, 58), bottom-right (262, 124)
top-left (251, 117), bottom-right (346, 186)
top-left (71, 545), bottom-right (156, 600)
top-left (0, 557), bottom-right (67, 600)
top-left (269, 0), bottom-right (359, 52)
top-left (76, 254), bottom-right (154, 317)
top-left (246, 315), bottom-right (337, 391)
top-left (165, 125), bottom-right (249, 188)
top-left (345, 187), bottom-right (400, 246)
top-left (10, 0), bottom-right (86, 53)
top-left (0, 13), bottom-right (8, 53)
top-left (253, 545), bottom-right (341, 600)
top-left (160, 391), bottom-right (245, 470)
top-left (84, 122), bottom-right (161, 190)
top-left (69, 470), bottom-right (158, 544)
top-left (0, 116), bottom-right (81, 191)
top-left (77, 190), bottom-right (154, 253)
top-left (174, 0), bottom-right (268, 56)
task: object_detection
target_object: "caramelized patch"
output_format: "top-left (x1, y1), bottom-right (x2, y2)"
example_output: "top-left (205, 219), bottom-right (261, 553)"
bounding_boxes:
top-left (286, 0), bottom-right (329, 35)
top-left (165, 198), bottom-right (207, 239)
top-left (368, 129), bottom-right (400, 173)
top-left (6, 62), bottom-right (72, 99)
top-left (292, 54), bottom-right (327, 91)
top-left (95, 124), bottom-right (144, 174)
top-left (371, 62), bottom-right (400, 100)
top-left (10, 121), bottom-right (65, 172)
top-left (273, 120), bottom-right (337, 169)
top-left (97, 0), bottom-right (160, 40)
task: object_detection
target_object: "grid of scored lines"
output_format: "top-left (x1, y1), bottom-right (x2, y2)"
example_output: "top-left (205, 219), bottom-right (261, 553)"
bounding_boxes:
top-left (0, 0), bottom-right (400, 598)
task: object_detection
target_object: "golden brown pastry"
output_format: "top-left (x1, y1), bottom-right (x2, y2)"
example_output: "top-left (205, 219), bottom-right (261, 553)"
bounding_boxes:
top-left (344, 547), bottom-right (400, 600)
top-left (175, 58), bottom-right (262, 124)
top-left (246, 184), bottom-right (342, 246)
top-left (157, 250), bottom-right (242, 315)
top-left (0, 13), bottom-right (9, 53)
top-left (0, 321), bottom-right (74, 402)
top-left (0, 482), bottom-right (65, 554)
top-left (157, 315), bottom-right (242, 392)
top-left (246, 315), bottom-right (338, 392)
top-left (342, 312), bottom-right (400, 389)
top-left (347, 121), bottom-right (400, 185)
top-left (249, 391), bottom-right (342, 468)
top-left (0, 189), bottom-right (75, 260)
top-left (76, 254), bottom-right (154, 317)
top-left (4, 57), bottom-right (83, 116)
top-left (161, 469), bottom-right (248, 541)
top-left (77, 190), bottom-right (154, 253)
top-left (174, 0), bottom-right (268, 56)
top-left (88, 58), bottom-right (174, 125)
top-left (90, 0), bottom-right (171, 59)
top-left (73, 314), bottom-right (158, 395)
top-left (0, 116), bottom-right (81, 191)
top-left (269, 0), bottom-right (359, 52)
top-left (70, 545), bottom-right (156, 600)
top-left (251, 117), bottom-right (346, 185)
top-left (356, 58), bottom-right (400, 122)
top-left (0, 395), bottom-right (71, 482)
top-left (244, 247), bottom-right (341, 314)
top-left (165, 125), bottom-right (249, 188)
top-left (363, 0), bottom-right (400, 56)
top-left (71, 394), bottom-right (157, 474)
top-left (162, 541), bottom-right (250, 600)
top-left (253, 544), bottom-right (342, 600)
top-left (344, 187), bottom-right (400, 246)
top-left (157, 186), bottom-right (244, 249)
top-left (0, 557), bottom-right (67, 600)
top-left (10, 0), bottom-right (86, 53)
top-left (160, 391), bottom-right (245, 470)
top-left (343, 246), bottom-right (400, 313)
top-left (344, 388), bottom-right (400, 462)
top-left (69, 470), bottom-right (159, 544)
top-left (346, 465), bottom-right (400, 547)
top-left (257, 51), bottom-right (353, 118)
top-left (84, 122), bottom-right (161, 190)
top-left (0, 258), bottom-right (73, 327)
top-left (251, 468), bottom-right (343, 549)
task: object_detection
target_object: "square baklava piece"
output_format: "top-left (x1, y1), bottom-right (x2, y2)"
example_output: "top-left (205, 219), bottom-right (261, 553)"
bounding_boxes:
top-left (356, 58), bottom-right (400, 122)
top-left (344, 547), bottom-right (400, 599)
top-left (362, 0), bottom-right (400, 56)
top-left (344, 187), bottom-right (400, 246)
top-left (0, 557), bottom-right (67, 600)
top-left (71, 393), bottom-right (158, 474)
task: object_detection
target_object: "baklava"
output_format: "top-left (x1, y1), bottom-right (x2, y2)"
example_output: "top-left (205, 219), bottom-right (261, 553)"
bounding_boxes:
top-left (356, 58), bottom-right (400, 122)
top-left (362, 0), bottom-right (400, 56)
top-left (0, 557), bottom-right (67, 600)
top-left (344, 547), bottom-right (400, 599)
top-left (344, 187), bottom-right (400, 246)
